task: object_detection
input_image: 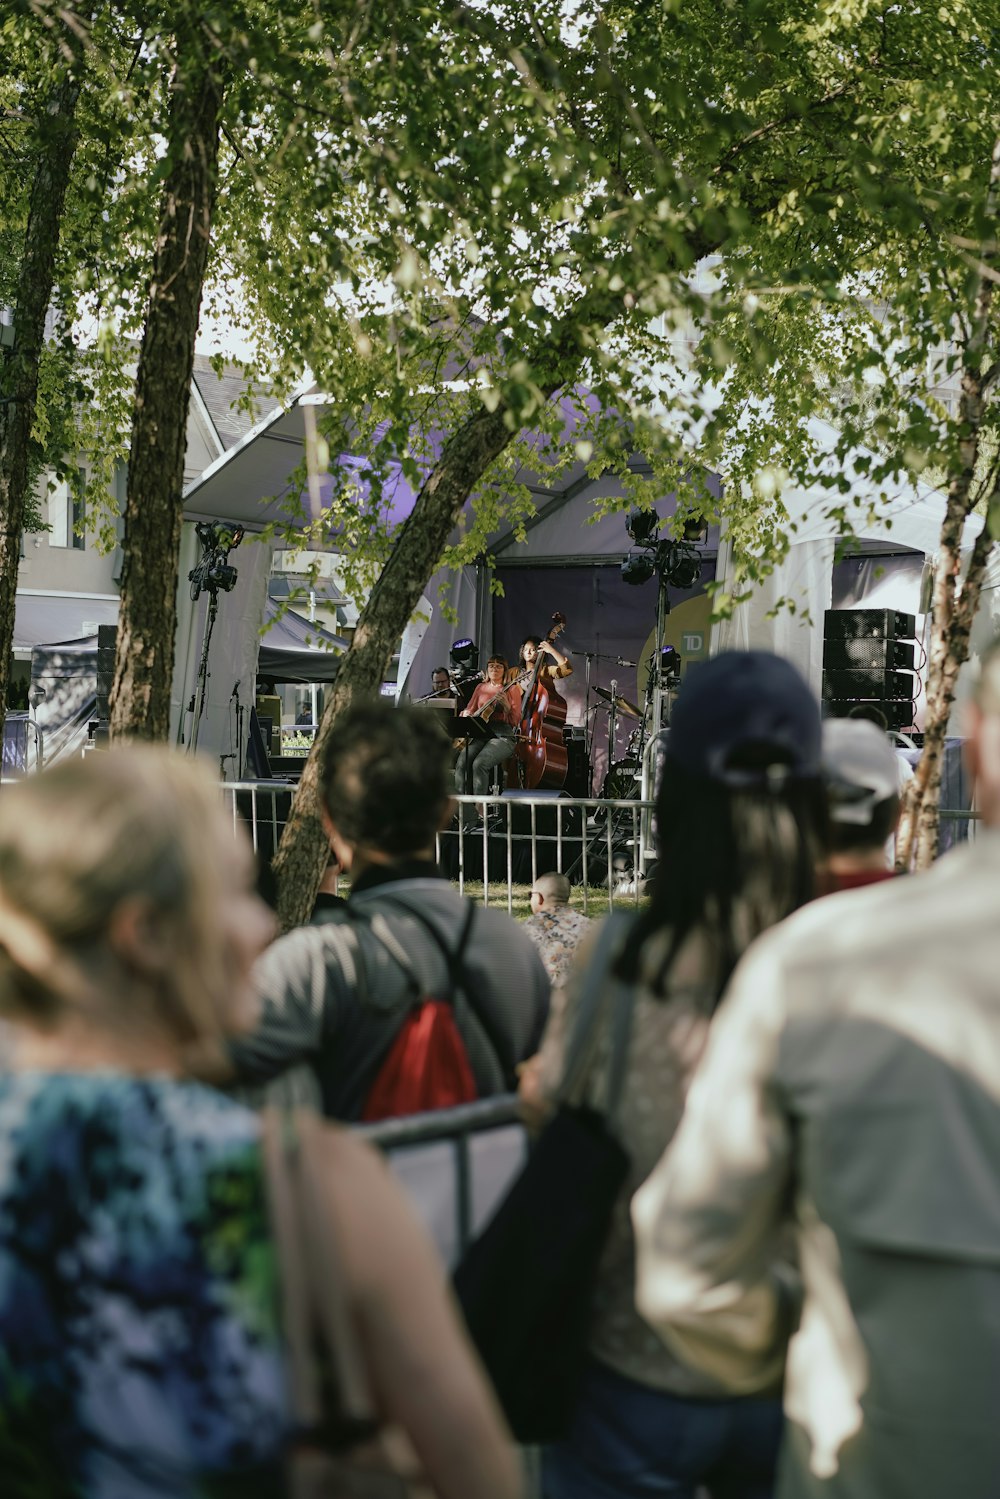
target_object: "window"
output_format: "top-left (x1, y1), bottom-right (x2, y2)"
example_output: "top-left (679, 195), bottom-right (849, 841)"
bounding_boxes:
top-left (47, 479), bottom-right (68, 546)
top-left (71, 492), bottom-right (85, 550)
top-left (46, 470), bottom-right (86, 550)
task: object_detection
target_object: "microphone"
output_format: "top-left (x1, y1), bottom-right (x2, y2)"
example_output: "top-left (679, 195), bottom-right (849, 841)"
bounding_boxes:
top-left (616, 657), bottom-right (637, 668)
top-left (231, 680), bottom-right (241, 699)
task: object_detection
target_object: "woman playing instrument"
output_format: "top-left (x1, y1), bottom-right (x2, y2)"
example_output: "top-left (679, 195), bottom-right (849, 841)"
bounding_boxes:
top-left (509, 618), bottom-right (573, 791)
top-left (516, 634), bottom-right (573, 686)
top-left (0, 746), bottom-right (521, 1499)
top-left (454, 655), bottom-right (523, 817)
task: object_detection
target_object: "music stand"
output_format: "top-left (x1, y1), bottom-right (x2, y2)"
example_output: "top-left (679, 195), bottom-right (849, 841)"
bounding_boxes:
top-left (449, 713), bottom-right (500, 800)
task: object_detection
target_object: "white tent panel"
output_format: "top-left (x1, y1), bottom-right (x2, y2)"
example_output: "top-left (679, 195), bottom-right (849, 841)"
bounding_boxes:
top-left (399, 565), bottom-right (481, 701)
top-left (713, 421), bottom-right (980, 694)
top-left (13, 591), bottom-right (119, 660)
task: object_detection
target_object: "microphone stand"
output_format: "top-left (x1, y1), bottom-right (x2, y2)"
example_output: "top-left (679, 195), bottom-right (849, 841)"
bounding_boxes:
top-left (577, 650), bottom-right (597, 794)
top-left (232, 681), bottom-right (245, 779)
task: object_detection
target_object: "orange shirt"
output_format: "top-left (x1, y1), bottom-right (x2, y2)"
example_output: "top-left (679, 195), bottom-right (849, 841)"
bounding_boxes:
top-left (463, 681), bottom-right (523, 727)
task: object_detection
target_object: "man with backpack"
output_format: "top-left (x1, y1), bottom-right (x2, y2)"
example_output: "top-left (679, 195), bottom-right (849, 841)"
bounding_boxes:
top-left (228, 699), bottom-right (550, 1121)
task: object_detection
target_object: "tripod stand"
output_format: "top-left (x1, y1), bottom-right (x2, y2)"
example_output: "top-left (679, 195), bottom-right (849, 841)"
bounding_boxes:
top-left (181, 520), bottom-right (242, 755)
top-left (188, 585), bottom-right (222, 755)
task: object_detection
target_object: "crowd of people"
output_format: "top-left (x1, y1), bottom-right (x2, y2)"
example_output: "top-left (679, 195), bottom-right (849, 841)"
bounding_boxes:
top-left (0, 643), bottom-right (997, 1499)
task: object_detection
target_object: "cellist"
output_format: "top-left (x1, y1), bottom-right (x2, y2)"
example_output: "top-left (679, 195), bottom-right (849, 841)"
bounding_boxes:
top-left (508, 619), bottom-right (574, 791)
top-left (516, 634), bottom-right (573, 688)
top-left (454, 655), bottom-right (524, 819)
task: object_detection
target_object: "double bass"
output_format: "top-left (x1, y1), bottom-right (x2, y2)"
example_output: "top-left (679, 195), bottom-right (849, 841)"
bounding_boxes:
top-left (509, 612), bottom-right (569, 791)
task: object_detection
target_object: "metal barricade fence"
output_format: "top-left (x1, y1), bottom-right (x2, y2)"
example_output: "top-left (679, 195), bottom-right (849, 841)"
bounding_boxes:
top-left (356, 1094), bottom-right (526, 1269)
top-left (357, 1096), bottom-right (540, 1494)
top-left (218, 781), bottom-right (985, 906)
top-left (440, 793), bottom-right (655, 913)
top-left (220, 781), bottom-right (655, 912)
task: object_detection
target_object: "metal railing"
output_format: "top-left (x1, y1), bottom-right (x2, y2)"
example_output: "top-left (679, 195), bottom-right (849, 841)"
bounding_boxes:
top-left (218, 779), bottom-right (986, 908)
top-left (358, 1096), bottom-right (541, 1491)
top-left (219, 780), bottom-right (655, 910)
top-left (441, 793), bottom-right (654, 913)
top-left (356, 1095), bottom-right (526, 1269)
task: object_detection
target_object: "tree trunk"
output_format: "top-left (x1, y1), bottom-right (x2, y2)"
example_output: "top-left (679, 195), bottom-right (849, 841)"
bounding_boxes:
top-left (896, 135), bottom-right (1000, 869)
top-left (0, 66), bottom-right (82, 744)
top-left (109, 47), bottom-right (222, 742)
top-left (271, 295), bottom-right (623, 930)
top-left (271, 401), bottom-right (517, 928)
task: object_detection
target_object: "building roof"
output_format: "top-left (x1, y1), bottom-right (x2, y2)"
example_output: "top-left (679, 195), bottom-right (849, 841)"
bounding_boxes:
top-left (191, 354), bottom-right (273, 452)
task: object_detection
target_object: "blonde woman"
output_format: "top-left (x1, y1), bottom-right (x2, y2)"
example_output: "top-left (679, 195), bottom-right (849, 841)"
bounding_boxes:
top-left (0, 747), bottom-right (521, 1499)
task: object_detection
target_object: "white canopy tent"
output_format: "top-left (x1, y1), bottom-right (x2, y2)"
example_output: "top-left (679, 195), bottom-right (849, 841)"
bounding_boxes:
top-left (180, 392), bottom-right (981, 747)
top-left (711, 422), bottom-right (982, 728)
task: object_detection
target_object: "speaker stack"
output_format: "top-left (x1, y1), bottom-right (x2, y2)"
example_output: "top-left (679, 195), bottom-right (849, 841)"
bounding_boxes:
top-left (92, 623), bottom-right (117, 745)
top-left (822, 609), bottom-right (918, 731)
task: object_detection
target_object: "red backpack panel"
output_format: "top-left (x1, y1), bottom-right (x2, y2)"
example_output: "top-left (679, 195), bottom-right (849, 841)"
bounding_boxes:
top-left (361, 999), bottom-right (478, 1121)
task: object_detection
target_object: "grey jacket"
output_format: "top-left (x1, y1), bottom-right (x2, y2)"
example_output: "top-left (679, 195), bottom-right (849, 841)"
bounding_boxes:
top-left (232, 876), bottom-right (550, 1120)
top-left (634, 834), bottom-right (1000, 1499)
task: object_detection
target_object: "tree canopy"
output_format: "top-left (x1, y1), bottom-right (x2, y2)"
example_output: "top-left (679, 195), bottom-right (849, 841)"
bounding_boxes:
top-left (3, 0), bottom-right (998, 885)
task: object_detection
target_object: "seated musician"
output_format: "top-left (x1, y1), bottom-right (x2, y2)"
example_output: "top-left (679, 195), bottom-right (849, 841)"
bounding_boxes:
top-left (517, 635), bottom-right (573, 684)
top-left (455, 655), bottom-right (522, 818)
top-left (430, 666), bottom-right (453, 699)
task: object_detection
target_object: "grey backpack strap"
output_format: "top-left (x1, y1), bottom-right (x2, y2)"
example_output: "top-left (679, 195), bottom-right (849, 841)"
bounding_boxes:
top-left (558, 911), bottom-right (634, 1108)
top-left (346, 899), bottom-right (476, 1008)
top-left (366, 896), bottom-right (514, 1079)
top-left (603, 976), bottom-right (639, 1129)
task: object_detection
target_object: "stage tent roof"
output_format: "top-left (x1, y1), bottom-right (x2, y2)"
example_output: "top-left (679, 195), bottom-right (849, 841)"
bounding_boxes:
top-left (258, 602), bottom-right (347, 683)
top-left (180, 388), bottom-right (974, 700)
top-left (12, 592), bottom-right (119, 660)
top-left (25, 600), bottom-right (346, 685)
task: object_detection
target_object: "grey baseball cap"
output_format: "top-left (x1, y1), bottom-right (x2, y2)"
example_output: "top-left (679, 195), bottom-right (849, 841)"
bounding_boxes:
top-left (822, 718), bottom-right (901, 826)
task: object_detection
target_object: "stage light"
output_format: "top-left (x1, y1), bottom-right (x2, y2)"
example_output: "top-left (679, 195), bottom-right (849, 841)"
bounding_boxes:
top-left (450, 637), bottom-right (478, 668)
top-left (621, 551), bottom-right (656, 586)
top-left (655, 539), bottom-right (702, 590)
top-left (625, 507), bottom-right (659, 545)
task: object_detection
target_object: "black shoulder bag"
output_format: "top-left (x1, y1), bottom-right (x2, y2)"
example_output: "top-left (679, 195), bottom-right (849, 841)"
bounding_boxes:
top-left (452, 911), bottom-right (637, 1445)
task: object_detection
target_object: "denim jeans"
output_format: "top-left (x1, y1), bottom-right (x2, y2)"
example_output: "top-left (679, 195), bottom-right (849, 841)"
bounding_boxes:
top-left (454, 730), bottom-right (515, 799)
top-left (542, 1360), bottom-right (783, 1499)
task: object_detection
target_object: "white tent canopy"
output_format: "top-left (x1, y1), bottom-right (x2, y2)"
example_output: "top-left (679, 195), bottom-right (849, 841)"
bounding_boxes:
top-left (711, 420), bottom-right (981, 705)
top-left (181, 394), bottom-right (975, 723)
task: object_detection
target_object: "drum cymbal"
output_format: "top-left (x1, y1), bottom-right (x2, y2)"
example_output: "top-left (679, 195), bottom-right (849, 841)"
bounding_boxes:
top-left (593, 685), bottom-right (641, 719)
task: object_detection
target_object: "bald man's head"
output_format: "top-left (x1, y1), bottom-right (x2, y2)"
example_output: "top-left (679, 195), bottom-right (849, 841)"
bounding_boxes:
top-left (530, 872), bottom-right (571, 907)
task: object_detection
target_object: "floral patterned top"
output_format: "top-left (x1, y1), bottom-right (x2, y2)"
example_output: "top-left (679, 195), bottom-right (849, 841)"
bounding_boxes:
top-left (0, 1071), bottom-right (290, 1499)
top-left (522, 906), bottom-right (593, 989)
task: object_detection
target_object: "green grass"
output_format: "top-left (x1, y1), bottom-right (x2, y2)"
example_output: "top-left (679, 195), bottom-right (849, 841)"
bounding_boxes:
top-left (447, 882), bottom-right (637, 922)
top-left (331, 878), bottom-right (636, 923)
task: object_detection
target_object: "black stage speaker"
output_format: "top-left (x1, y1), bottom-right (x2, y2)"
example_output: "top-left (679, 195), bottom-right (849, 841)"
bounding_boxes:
top-left (823, 609), bottom-right (917, 731)
top-left (823, 637), bottom-right (915, 672)
top-left (821, 669), bottom-right (916, 704)
top-left (563, 729), bottom-right (591, 798)
top-left (823, 608), bottom-right (915, 642)
top-left (93, 624), bottom-right (117, 744)
top-left (824, 699), bottom-right (916, 731)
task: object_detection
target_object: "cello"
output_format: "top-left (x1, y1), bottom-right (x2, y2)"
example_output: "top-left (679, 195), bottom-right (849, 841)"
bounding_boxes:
top-left (509, 612), bottom-right (569, 791)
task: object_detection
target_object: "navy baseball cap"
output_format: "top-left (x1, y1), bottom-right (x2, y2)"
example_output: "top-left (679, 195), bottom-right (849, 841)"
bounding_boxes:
top-left (668, 651), bottom-right (822, 788)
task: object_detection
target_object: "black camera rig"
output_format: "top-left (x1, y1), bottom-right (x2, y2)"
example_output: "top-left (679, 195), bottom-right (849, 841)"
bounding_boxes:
top-left (189, 521), bottom-right (244, 602)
